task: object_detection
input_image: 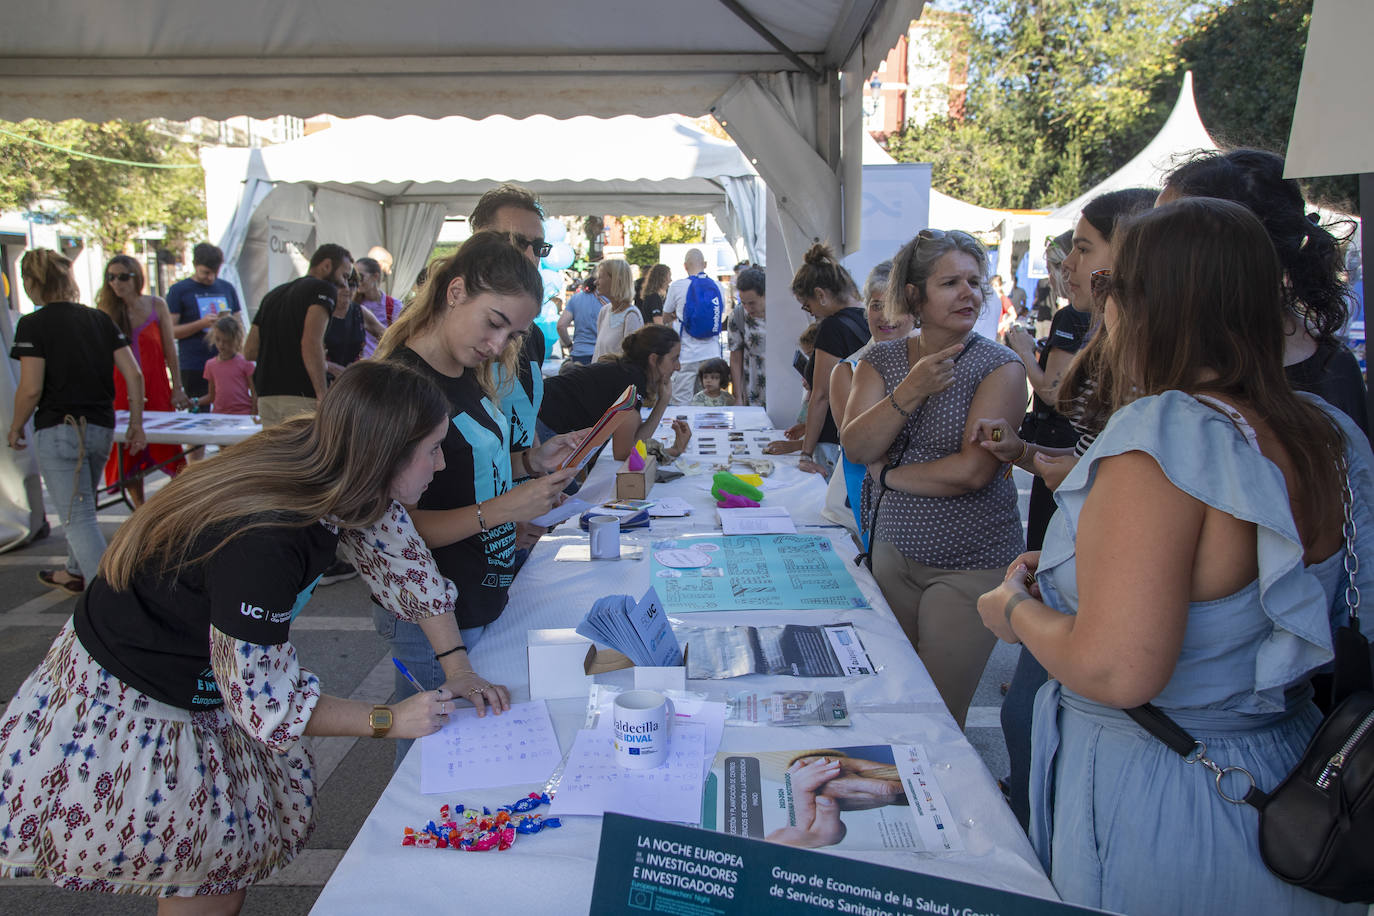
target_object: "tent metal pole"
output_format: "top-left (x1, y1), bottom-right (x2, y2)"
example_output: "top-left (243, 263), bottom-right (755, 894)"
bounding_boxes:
top-left (714, 0), bottom-right (822, 81)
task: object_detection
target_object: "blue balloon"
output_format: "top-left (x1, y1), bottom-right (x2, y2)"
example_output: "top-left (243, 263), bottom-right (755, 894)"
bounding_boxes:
top-left (544, 242), bottom-right (575, 270)
top-left (543, 219), bottom-right (567, 244)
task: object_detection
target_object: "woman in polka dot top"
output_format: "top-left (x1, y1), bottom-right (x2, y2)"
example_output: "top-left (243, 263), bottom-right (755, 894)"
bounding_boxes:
top-left (841, 229), bottom-right (1026, 728)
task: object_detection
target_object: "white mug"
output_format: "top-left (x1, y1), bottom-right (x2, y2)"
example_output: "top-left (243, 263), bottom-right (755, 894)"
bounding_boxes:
top-left (612, 689), bottom-right (670, 769)
top-left (589, 515), bottom-right (621, 559)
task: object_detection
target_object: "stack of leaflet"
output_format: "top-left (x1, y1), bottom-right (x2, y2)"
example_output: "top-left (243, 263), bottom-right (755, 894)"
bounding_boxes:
top-left (575, 588), bottom-right (683, 667)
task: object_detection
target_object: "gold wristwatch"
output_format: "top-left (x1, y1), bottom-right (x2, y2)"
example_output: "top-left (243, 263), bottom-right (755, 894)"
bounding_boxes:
top-left (369, 705), bottom-right (393, 738)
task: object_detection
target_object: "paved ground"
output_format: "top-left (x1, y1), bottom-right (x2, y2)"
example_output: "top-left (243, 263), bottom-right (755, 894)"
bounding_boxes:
top-left (0, 467), bottom-right (1035, 914)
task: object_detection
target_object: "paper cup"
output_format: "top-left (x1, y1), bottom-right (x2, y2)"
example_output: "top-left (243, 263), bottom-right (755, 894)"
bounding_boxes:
top-left (612, 689), bottom-right (670, 769)
top-left (589, 515), bottom-right (621, 559)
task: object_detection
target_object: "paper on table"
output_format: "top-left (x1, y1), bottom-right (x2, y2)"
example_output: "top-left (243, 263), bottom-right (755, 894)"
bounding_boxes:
top-left (647, 496), bottom-right (692, 517)
top-left (529, 497), bottom-right (591, 528)
top-left (419, 700), bottom-right (561, 794)
top-left (898, 744), bottom-right (966, 852)
top-left (590, 688), bottom-right (726, 780)
top-left (549, 722), bottom-right (706, 822)
top-left (718, 507), bottom-right (796, 535)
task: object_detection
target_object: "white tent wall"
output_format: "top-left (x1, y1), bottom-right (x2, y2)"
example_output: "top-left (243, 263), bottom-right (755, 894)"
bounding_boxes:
top-left (385, 203), bottom-right (449, 304)
top-left (311, 189), bottom-right (384, 275)
top-left (200, 114), bottom-right (776, 304)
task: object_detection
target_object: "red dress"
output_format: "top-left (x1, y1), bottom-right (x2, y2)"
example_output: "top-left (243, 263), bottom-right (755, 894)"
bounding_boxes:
top-left (104, 311), bottom-right (185, 487)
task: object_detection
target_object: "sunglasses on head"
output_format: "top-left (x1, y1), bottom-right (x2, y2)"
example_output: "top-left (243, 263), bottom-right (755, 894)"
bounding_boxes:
top-left (513, 234), bottom-right (553, 258)
top-left (106, 272), bottom-right (136, 283)
top-left (1090, 268), bottom-right (1115, 306)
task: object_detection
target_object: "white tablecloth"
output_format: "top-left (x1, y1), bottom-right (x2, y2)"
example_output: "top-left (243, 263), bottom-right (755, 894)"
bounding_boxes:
top-left (310, 408), bottom-right (1056, 913)
top-left (115, 409), bottom-right (261, 446)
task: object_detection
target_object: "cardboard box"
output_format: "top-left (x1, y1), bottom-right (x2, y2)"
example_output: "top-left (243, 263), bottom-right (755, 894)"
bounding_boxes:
top-left (583, 644), bottom-right (688, 678)
top-left (615, 453), bottom-right (657, 500)
top-left (527, 628), bottom-right (597, 699)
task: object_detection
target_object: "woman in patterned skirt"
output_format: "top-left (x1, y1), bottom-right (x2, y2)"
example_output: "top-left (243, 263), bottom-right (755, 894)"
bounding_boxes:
top-left (0, 361), bottom-right (456, 913)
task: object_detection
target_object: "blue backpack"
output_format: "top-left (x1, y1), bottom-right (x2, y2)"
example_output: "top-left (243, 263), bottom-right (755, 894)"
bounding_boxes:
top-left (680, 274), bottom-right (722, 339)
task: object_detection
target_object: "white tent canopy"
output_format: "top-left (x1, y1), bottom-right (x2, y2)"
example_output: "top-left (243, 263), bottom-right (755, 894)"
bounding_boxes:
top-left (202, 114), bottom-right (768, 308)
top-left (0, 0), bottom-right (925, 267)
top-left (1047, 72), bottom-right (1215, 221)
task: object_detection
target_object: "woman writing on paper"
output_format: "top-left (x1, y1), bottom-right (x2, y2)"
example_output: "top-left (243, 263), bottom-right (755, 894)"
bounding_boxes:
top-left (976, 199), bottom-right (1373, 915)
top-left (0, 362), bottom-right (456, 913)
top-left (368, 231), bottom-right (585, 767)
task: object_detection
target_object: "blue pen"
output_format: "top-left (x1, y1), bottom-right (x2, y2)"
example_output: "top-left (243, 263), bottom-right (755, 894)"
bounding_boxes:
top-left (393, 658), bottom-right (427, 694)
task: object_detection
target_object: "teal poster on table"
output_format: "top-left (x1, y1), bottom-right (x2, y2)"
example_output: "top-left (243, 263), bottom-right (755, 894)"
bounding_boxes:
top-left (649, 535), bottom-right (869, 613)
top-left (591, 813), bottom-right (1111, 916)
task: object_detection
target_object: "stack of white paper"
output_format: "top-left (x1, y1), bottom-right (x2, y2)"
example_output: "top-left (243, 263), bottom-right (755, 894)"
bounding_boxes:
top-left (718, 506), bottom-right (796, 535)
top-left (419, 700), bottom-right (561, 794)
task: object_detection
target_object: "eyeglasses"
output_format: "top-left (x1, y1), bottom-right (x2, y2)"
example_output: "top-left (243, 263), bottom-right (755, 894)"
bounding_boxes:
top-left (347, 272), bottom-right (359, 288)
top-left (106, 272), bottom-right (136, 283)
top-left (513, 234), bottom-right (553, 258)
top-left (1090, 268), bottom-right (1114, 306)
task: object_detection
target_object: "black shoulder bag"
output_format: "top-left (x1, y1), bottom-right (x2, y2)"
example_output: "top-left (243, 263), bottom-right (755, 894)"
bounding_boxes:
top-left (1125, 468), bottom-right (1374, 903)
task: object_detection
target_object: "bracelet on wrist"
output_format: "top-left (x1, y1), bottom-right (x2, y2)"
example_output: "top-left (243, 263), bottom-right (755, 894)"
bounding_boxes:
top-left (888, 391), bottom-right (913, 419)
top-left (1004, 591), bottom-right (1033, 628)
top-left (1002, 441), bottom-right (1030, 481)
top-left (434, 644), bottom-right (468, 661)
top-left (475, 501), bottom-right (488, 532)
top-left (520, 449), bottom-right (536, 477)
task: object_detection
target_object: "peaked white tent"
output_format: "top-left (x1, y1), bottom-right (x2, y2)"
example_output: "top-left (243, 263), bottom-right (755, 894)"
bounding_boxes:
top-left (1047, 72), bottom-right (1215, 221)
top-left (202, 114), bottom-right (767, 309)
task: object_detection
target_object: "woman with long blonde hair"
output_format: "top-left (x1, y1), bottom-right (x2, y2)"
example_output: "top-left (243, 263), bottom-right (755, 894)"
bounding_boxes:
top-left (591, 258), bottom-right (643, 361)
top-left (0, 361), bottom-right (456, 914)
top-left (97, 253), bottom-right (190, 504)
top-left (370, 230), bottom-right (586, 767)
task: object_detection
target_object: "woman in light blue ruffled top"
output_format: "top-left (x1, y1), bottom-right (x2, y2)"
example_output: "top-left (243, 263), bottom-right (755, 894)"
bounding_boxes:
top-left (976, 198), bottom-right (1372, 915)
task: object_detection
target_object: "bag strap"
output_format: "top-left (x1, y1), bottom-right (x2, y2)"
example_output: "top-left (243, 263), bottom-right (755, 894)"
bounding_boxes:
top-left (1125, 453), bottom-right (1368, 807)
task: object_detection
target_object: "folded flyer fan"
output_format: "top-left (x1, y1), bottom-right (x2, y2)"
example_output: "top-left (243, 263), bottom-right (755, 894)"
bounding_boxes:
top-left (558, 384), bottom-right (639, 470)
top-left (575, 588), bottom-right (683, 668)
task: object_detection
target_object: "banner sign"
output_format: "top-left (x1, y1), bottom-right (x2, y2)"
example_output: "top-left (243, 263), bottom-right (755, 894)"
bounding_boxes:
top-left (591, 812), bottom-right (1110, 916)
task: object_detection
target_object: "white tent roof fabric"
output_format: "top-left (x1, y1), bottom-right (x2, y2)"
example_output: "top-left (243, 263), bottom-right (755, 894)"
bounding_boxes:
top-left (1047, 72), bottom-right (1215, 221)
top-left (0, 1), bottom-right (916, 122)
top-left (203, 114), bottom-right (763, 235)
top-left (203, 114), bottom-right (771, 308)
top-left (1, 0), bottom-right (926, 266)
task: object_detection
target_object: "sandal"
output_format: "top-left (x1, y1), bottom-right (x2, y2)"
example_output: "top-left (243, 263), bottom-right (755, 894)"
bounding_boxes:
top-left (38, 569), bottom-right (84, 595)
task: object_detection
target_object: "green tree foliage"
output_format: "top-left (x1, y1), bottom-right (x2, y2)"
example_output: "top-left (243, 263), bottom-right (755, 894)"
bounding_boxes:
top-left (0, 119), bottom-right (206, 252)
top-left (621, 215), bottom-right (705, 269)
top-left (1179, 0), bottom-right (1354, 210)
top-left (888, 0), bottom-right (1191, 210)
top-left (889, 0), bottom-right (1357, 213)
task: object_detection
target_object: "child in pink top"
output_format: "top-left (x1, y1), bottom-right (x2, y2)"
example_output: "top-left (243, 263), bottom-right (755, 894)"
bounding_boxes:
top-left (201, 315), bottom-right (256, 415)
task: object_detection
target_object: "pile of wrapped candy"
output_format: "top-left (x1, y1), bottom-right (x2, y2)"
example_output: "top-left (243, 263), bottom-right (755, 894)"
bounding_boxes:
top-left (401, 792), bottom-right (562, 851)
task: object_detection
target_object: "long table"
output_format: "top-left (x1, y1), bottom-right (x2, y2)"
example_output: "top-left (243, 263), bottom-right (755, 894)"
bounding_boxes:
top-left (310, 407), bottom-right (1056, 912)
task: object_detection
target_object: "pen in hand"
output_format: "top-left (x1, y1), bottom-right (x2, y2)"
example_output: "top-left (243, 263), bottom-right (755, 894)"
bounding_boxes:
top-left (393, 658), bottom-right (427, 694)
